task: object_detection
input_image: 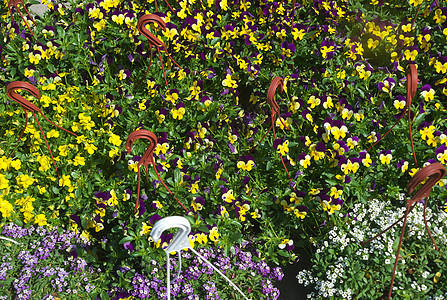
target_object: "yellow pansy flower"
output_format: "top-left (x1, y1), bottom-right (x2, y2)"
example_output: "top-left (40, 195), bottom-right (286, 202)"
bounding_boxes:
top-left (34, 214), bottom-right (48, 226)
top-left (59, 175), bottom-right (71, 188)
top-left (73, 155), bottom-right (86, 166)
top-left (109, 134), bottom-right (122, 146)
top-left (222, 189), bottom-right (235, 203)
top-left (379, 152), bottom-right (392, 165)
top-left (17, 174), bottom-right (35, 189)
top-left (277, 140), bottom-right (289, 155)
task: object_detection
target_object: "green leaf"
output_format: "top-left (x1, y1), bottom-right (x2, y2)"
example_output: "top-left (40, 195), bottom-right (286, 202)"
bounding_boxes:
top-left (268, 246), bottom-right (274, 258)
top-left (357, 88), bottom-right (365, 98)
top-left (393, 237), bottom-right (401, 252)
top-left (100, 290), bottom-right (110, 300)
top-left (166, 177), bottom-right (174, 187)
top-left (74, 188), bottom-right (81, 198)
top-left (47, 64), bottom-right (55, 73)
top-left (148, 167), bottom-right (158, 181)
top-left (325, 179), bottom-right (337, 186)
top-left (211, 37), bottom-right (221, 46)
top-left (111, 225), bottom-right (122, 233)
top-left (2, 277), bottom-right (15, 287)
top-left (119, 236), bottom-right (134, 245)
top-left (198, 225), bottom-right (209, 233)
top-left (184, 215), bottom-right (195, 225)
top-left (174, 168), bottom-right (182, 185)
top-left (229, 231), bottom-right (242, 242)
top-left (228, 219), bottom-right (242, 227)
top-left (278, 250), bottom-right (290, 257)
top-left (80, 217), bottom-right (87, 229)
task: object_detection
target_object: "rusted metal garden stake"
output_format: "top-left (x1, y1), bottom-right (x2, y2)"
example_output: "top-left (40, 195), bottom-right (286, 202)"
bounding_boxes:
top-left (289, 0), bottom-right (297, 28)
top-left (410, 0), bottom-right (440, 30)
top-left (126, 129), bottom-right (188, 214)
top-left (251, 77), bottom-right (292, 181)
top-left (8, 0), bottom-right (35, 38)
top-left (253, 77), bottom-right (290, 147)
top-left (360, 162), bottom-right (446, 299)
top-left (6, 81), bottom-right (77, 178)
top-left (152, 0), bottom-right (175, 13)
top-left (136, 14), bottom-right (181, 90)
top-left (368, 64), bottom-right (418, 167)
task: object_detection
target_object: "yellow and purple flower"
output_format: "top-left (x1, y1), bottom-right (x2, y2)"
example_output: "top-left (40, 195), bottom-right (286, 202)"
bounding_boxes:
top-left (278, 238), bottom-right (294, 251)
top-left (320, 40), bottom-right (335, 60)
top-left (378, 77), bottom-right (396, 93)
top-left (379, 150), bottom-right (392, 165)
top-left (237, 155), bottom-right (255, 171)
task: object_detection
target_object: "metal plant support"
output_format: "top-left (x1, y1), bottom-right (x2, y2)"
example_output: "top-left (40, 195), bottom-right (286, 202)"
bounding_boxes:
top-left (8, 0), bottom-right (36, 38)
top-left (136, 14), bottom-right (181, 90)
top-left (368, 64), bottom-right (418, 167)
top-left (251, 77), bottom-right (292, 181)
top-left (125, 129), bottom-right (188, 214)
top-left (6, 81), bottom-right (77, 178)
top-left (151, 0), bottom-right (175, 13)
top-left (0, 236), bottom-right (21, 245)
top-left (360, 162), bottom-right (446, 299)
top-left (151, 216), bottom-right (250, 300)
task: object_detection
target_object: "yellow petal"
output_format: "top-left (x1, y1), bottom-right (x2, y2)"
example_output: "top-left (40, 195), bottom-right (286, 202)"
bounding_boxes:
top-left (434, 271), bottom-right (441, 284)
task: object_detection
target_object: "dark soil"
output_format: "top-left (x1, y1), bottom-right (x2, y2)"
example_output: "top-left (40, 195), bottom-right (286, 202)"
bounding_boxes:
top-left (276, 247), bottom-right (313, 300)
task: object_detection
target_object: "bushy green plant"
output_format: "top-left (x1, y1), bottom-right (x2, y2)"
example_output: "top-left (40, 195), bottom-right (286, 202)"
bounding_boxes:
top-left (2, 0), bottom-right (447, 297)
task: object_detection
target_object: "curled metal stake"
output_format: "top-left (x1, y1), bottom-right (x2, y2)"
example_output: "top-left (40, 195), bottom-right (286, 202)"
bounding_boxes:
top-left (263, 77), bottom-right (291, 140)
top-left (368, 64), bottom-right (418, 167)
top-left (151, 216), bottom-right (190, 288)
top-left (151, 0), bottom-right (175, 13)
top-left (360, 162), bottom-right (446, 300)
top-left (251, 77), bottom-right (292, 181)
top-left (151, 216), bottom-right (251, 300)
top-left (6, 81), bottom-right (77, 178)
top-left (8, 0), bottom-right (36, 38)
top-left (125, 129), bottom-right (188, 214)
top-left (136, 14), bottom-right (181, 90)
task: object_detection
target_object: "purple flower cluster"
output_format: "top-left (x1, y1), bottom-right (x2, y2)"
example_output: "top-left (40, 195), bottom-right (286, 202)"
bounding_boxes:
top-left (203, 281), bottom-right (219, 300)
top-left (0, 223), bottom-right (97, 299)
top-left (116, 245), bottom-right (283, 299)
top-left (0, 261), bottom-right (12, 281)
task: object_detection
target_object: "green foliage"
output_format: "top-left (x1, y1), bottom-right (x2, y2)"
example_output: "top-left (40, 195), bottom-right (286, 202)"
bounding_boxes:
top-left (1, 0), bottom-right (447, 298)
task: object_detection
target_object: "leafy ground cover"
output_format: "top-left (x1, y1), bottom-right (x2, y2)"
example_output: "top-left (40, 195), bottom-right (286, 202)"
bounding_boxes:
top-left (1, 0), bottom-right (447, 298)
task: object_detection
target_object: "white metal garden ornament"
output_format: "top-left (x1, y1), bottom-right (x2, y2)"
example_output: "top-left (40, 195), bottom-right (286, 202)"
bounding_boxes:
top-left (151, 216), bottom-right (251, 300)
top-left (0, 236), bottom-right (21, 244)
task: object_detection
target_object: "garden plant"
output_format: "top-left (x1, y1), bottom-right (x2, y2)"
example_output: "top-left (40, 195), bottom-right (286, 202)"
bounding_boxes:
top-left (1, 0), bottom-right (447, 298)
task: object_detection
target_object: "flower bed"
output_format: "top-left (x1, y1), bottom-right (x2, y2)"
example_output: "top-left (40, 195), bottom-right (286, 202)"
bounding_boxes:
top-left (0, 222), bottom-right (97, 299)
top-left (1, 0), bottom-right (447, 298)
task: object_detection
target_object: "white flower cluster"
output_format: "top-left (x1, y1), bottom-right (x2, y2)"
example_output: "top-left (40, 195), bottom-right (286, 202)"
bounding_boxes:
top-left (426, 294), bottom-right (447, 300)
top-left (297, 256), bottom-right (352, 299)
top-left (296, 198), bottom-right (447, 299)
